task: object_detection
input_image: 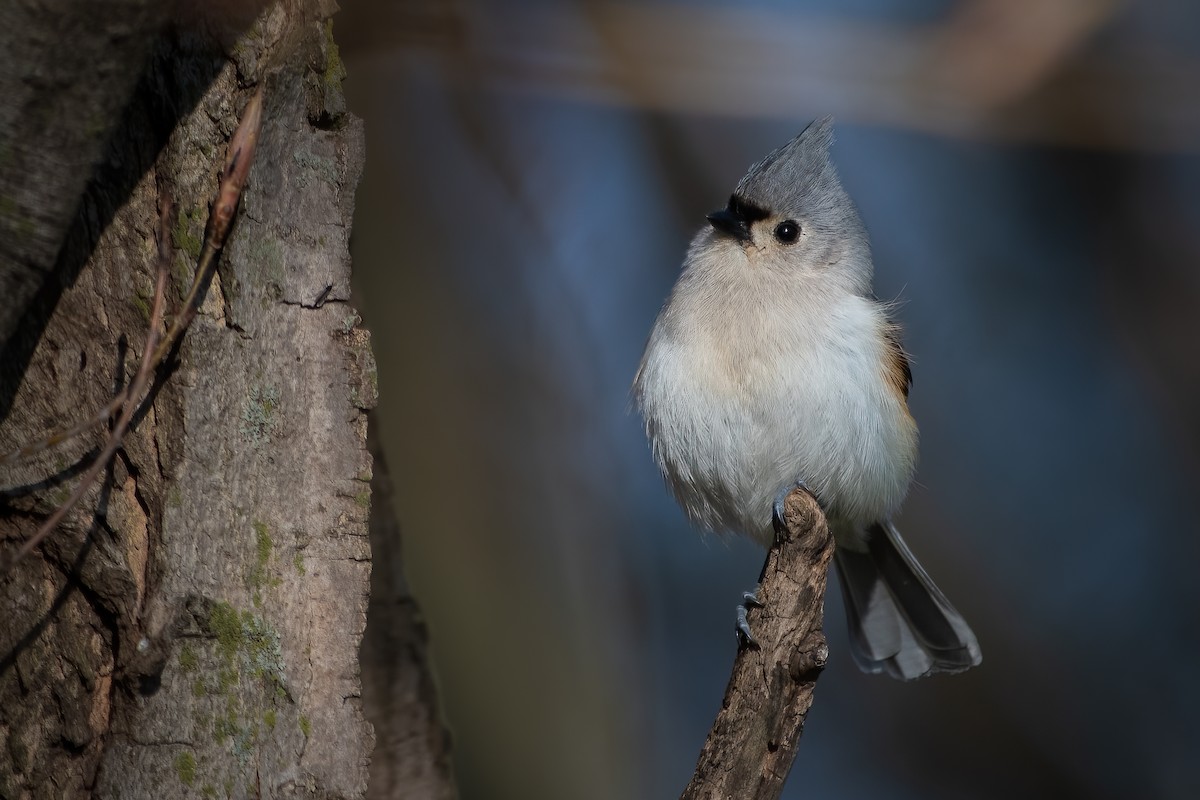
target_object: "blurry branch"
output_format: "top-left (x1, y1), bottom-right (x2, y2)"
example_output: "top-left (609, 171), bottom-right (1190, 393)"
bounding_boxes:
top-left (0, 89), bottom-right (263, 570)
top-left (926, 0), bottom-right (1120, 109)
top-left (357, 0), bottom-right (1200, 152)
top-left (361, 418), bottom-right (458, 799)
top-left (680, 488), bottom-right (834, 800)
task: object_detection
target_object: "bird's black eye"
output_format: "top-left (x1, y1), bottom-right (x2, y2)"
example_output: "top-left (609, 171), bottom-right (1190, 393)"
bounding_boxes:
top-left (774, 220), bottom-right (801, 244)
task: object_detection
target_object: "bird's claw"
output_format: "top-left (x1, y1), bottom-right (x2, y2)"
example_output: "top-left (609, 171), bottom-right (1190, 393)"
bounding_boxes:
top-left (772, 480), bottom-right (813, 528)
top-left (735, 589), bottom-right (764, 648)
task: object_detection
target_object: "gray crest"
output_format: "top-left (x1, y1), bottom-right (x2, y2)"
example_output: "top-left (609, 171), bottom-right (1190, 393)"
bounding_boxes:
top-left (731, 116), bottom-right (852, 231)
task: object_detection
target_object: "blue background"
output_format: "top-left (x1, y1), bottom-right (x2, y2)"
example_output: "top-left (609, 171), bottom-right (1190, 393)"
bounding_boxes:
top-left (339, 2), bottom-right (1200, 797)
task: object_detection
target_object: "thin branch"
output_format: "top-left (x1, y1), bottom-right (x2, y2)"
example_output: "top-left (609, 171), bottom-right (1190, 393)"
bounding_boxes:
top-left (0, 88), bottom-right (264, 570)
top-left (0, 88), bottom-right (264, 469)
top-left (680, 487), bottom-right (835, 800)
top-left (1, 200), bottom-right (170, 570)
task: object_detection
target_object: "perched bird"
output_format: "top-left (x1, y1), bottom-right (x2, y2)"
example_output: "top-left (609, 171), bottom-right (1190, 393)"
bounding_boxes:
top-left (633, 117), bottom-right (981, 680)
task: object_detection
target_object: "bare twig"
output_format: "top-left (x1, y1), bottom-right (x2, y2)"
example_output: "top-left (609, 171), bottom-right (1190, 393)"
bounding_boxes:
top-left (0, 88), bottom-right (264, 570)
top-left (680, 488), bottom-right (835, 800)
top-left (155, 85), bottom-right (262, 367)
top-left (0, 88), bottom-right (264, 469)
top-left (2, 200), bottom-right (170, 570)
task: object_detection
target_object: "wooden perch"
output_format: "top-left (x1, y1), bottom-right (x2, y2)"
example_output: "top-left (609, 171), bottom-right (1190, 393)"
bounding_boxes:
top-left (680, 487), bottom-right (835, 800)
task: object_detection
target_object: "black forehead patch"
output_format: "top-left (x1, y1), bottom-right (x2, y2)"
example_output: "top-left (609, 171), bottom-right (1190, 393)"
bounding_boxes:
top-left (727, 193), bottom-right (770, 223)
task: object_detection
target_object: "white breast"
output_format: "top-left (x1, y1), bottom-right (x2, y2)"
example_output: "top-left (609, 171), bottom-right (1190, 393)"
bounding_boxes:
top-left (635, 260), bottom-right (917, 547)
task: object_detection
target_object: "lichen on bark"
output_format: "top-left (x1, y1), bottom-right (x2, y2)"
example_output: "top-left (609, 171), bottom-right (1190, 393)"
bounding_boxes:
top-left (0, 3), bottom-right (374, 798)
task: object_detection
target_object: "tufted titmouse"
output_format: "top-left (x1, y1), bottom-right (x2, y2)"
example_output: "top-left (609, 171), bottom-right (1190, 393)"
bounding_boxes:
top-left (634, 117), bottom-right (981, 680)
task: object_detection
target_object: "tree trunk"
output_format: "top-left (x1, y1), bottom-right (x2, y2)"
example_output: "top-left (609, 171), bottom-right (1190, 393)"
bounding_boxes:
top-left (0, 0), bottom-right (168, 348)
top-left (0, 2), bottom-right (396, 797)
top-left (360, 420), bottom-right (456, 800)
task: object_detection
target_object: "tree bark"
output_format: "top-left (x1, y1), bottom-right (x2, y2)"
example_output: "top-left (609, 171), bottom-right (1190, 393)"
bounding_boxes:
top-left (0, 0), bottom-right (170, 349)
top-left (0, 2), bottom-right (386, 797)
top-left (680, 488), bottom-right (834, 800)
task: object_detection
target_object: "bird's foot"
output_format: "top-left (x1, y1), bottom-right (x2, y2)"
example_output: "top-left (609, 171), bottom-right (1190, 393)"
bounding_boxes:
top-left (735, 589), bottom-right (764, 648)
top-left (772, 480), bottom-right (815, 535)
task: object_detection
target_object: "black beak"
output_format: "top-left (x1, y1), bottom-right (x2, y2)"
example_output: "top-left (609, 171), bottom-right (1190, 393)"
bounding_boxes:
top-left (706, 207), bottom-right (752, 242)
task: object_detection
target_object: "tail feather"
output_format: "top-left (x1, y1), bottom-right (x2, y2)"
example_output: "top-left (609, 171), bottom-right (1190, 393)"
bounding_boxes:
top-left (834, 520), bottom-right (981, 680)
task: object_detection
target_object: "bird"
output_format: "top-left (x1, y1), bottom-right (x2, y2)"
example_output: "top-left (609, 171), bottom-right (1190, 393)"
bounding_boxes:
top-left (633, 117), bottom-right (981, 680)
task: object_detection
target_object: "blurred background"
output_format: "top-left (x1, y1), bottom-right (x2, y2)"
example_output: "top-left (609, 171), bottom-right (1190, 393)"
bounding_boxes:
top-left (337, 1), bottom-right (1200, 798)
